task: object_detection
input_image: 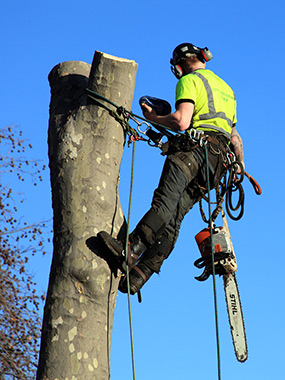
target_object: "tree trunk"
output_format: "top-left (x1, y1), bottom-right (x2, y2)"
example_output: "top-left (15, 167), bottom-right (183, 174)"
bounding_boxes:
top-left (37, 52), bottom-right (138, 380)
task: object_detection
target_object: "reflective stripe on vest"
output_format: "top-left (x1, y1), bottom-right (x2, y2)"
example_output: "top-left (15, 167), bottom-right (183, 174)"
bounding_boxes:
top-left (192, 72), bottom-right (234, 139)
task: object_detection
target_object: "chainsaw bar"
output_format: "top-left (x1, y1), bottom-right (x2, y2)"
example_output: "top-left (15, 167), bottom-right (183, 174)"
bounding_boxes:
top-left (222, 211), bottom-right (248, 362)
top-left (223, 273), bottom-right (248, 362)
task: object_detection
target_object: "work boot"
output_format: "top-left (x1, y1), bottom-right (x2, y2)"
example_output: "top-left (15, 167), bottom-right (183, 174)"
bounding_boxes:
top-left (118, 248), bottom-right (165, 295)
top-left (97, 231), bottom-right (147, 273)
top-left (119, 262), bottom-right (154, 295)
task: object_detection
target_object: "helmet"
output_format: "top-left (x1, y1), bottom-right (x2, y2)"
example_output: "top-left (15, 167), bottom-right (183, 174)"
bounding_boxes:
top-left (170, 43), bottom-right (213, 79)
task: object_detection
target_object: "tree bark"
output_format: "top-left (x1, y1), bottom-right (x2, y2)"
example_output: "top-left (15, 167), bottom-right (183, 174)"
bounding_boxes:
top-left (37, 52), bottom-right (138, 380)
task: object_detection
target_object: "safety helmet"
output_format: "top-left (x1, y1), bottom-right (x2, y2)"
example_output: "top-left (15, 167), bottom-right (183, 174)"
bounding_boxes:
top-left (170, 43), bottom-right (213, 79)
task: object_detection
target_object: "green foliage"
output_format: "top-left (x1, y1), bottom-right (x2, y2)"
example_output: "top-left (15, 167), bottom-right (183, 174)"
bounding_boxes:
top-left (0, 126), bottom-right (50, 379)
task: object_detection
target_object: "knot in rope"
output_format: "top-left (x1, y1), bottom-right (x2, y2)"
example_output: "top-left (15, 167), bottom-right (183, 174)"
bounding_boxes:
top-left (86, 88), bottom-right (145, 146)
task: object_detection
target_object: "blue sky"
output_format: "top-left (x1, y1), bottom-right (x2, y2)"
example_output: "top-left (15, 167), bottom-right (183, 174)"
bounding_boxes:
top-left (1, 0), bottom-right (284, 379)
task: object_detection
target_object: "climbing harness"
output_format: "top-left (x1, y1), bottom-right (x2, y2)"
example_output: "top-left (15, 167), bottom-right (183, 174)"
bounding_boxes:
top-left (87, 89), bottom-right (261, 222)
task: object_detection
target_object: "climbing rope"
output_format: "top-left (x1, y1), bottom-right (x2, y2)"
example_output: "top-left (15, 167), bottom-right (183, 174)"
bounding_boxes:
top-left (87, 89), bottom-right (139, 379)
top-left (86, 88), bottom-right (139, 138)
top-left (123, 140), bottom-right (137, 380)
top-left (86, 88), bottom-right (180, 146)
top-left (198, 158), bottom-right (250, 224)
top-left (202, 140), bottom-right (222, 380)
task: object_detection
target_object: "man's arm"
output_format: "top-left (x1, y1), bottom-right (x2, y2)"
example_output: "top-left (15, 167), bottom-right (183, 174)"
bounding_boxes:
top-left (141, 102), bottom-right (194, 132)
top-left (230, 126), bottom-right (245, 169)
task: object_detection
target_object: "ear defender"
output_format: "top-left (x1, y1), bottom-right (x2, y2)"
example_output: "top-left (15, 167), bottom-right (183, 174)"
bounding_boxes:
top-left (200, 47), bottom-right (213, 62)
top-left (171, 64), bottom-right (183, 79)
top-left (170, 43), bottom-right (213, 78)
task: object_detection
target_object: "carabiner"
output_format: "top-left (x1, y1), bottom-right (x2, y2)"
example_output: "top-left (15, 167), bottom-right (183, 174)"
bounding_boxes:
top-left (226, 150), bottom-right (236, 166)
top-left (137, 121), bottom-right (151, 135)
top-left (189, 128), bottom-right (206, 142)
top-left (199, 135), bottom-right (209, 147)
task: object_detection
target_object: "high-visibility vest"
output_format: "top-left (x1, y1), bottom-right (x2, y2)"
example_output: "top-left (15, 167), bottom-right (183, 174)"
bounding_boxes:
top-left (175, 69), bottom-right (237, 139)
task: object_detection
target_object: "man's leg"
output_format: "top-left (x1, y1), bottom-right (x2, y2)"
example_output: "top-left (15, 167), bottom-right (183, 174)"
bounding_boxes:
top-left (98, 158), bottom-right (191, 270)
top-left (120, 184), bottom-right (201, 294)
top-left (122, 143), bottom-right (228, 293)
top-left (134, 157), bottom-right (195, 245)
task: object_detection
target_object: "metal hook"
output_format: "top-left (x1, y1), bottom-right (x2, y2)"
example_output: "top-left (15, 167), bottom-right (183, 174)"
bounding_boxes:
top-left (137, 122), bottom-right (151, 135)
top-left (200, 135), bottom-right (209, 147)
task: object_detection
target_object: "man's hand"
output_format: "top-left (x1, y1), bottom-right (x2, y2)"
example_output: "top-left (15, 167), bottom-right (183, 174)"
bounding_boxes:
top-left (141, 103), bottom-right (158, 122)
top-left (141, 100), bottom-right (194, 132)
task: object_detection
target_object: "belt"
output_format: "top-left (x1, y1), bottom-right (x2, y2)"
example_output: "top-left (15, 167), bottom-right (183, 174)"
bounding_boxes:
top-left (206, 135), bottom-right (228, 153)
top-left (188, 128), bottom-right (229, 153)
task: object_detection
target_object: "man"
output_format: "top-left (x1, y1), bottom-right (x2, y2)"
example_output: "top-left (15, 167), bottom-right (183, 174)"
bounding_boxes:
top-left (98, 42), bottom-right (244, 294)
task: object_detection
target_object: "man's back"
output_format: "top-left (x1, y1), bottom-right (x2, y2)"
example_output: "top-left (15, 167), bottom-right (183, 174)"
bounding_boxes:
top-left (175, 68), bottom-right (237, 137)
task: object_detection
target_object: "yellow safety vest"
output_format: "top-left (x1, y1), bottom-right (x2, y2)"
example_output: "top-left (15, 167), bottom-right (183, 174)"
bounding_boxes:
top-left (175, 69), bottom-right (237, 139)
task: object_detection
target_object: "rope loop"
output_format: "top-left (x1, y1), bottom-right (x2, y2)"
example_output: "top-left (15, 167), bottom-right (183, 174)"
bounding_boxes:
top-left (198, 152), bottom-right (247, 223)
top-left (224, 161), bottom-right (245, 221)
